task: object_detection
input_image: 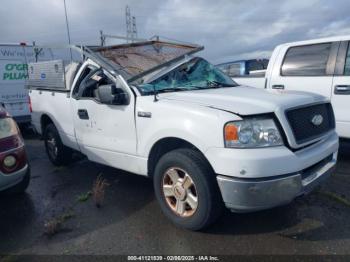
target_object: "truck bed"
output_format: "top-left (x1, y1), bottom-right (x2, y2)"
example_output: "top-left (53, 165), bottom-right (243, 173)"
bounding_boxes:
top-left (30, 88), bottom-right (79, 151)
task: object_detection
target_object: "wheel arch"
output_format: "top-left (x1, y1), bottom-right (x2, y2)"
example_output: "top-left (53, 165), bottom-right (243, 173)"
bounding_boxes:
top-left (147, 137), bottom-right (214, 178)
top-left (40, 114), bottom-right (54, 134)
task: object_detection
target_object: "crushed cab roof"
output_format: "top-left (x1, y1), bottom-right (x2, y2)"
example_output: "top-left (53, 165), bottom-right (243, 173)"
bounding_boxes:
top-left (91, 40), bottom-right (203, 82)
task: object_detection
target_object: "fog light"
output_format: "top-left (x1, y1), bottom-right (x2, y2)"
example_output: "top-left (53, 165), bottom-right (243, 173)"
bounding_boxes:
top-left (3, 155), bottom-right (16, 168)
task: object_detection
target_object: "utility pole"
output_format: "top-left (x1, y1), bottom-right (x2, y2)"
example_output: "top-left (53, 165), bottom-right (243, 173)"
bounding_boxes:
top-left (125, 5), bottom-right (137, 43)
top-left (63, 0), bottom-right (73, 60)
top-left (132, 16), bottom-right (137, 41)
top-left (100, 5), bottom-right (139, 45)
top-left (125, 5), bottom-right (132, 43)
top-left (100, 30), bottom-right (106, 46)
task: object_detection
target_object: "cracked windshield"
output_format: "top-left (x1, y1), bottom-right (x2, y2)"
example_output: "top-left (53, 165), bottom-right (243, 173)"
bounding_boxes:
top-left (136, 57), bottom-right (237, 94)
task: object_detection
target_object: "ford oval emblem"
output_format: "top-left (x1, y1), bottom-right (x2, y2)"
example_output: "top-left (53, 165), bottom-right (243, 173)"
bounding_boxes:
top-left (311, 114), bottom-right (323, 126)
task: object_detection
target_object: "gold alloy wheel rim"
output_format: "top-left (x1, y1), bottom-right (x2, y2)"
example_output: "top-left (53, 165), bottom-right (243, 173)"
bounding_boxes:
top-left (162, 167), bottom-right (198, 217)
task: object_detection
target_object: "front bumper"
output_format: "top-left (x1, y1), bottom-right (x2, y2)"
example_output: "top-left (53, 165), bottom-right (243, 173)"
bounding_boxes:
top-left (217, 152), bottom-right (336, 212)
top-left (208, 132), bottom-right (339, 212)
top-left (0, 164), bottom-right (29, 192)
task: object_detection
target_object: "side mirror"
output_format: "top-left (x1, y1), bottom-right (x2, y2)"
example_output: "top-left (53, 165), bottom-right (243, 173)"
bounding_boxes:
top-left (98, 84), bottom-right (129, 105)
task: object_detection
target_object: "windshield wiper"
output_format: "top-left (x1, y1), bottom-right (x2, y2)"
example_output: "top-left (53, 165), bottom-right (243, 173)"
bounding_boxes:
top-left (207, 80), bottom-right (235, 88)
top-left (156, 87), bottom-right (189, 93)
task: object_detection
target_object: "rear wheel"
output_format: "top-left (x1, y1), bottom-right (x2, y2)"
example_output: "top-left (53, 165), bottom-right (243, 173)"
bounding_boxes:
top-left (153, 148), bottom-right (223, 230)
top-left (44, 123), bottom-right (72, 166)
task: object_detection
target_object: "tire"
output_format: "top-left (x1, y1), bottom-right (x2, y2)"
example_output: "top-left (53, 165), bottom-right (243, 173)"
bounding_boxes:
top-left (3, 168), bottom-right (30, 194)
top-left (153, 148), bottom-right (223, 230)
top-left (44, 123), bottom-right (72, 166)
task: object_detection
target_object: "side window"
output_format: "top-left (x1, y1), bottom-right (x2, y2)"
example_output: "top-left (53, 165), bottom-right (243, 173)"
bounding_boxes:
top-left (281, 43), bottom-right (332, 76)
top-left (73, 65), bottom-right (113, 101)
top-left (246, 61), bottom-right (263, 73)
top-left (246, 60), bottom-right (268, 74)
top-left (216, 64), bottom-right (227, 73)
top-left (78, 70), bottom-right (113, 100)
top-left (72, 65), bottom-right (97, 97)
top-left (344, 44), bottom-right (350, 75)
top-left (227, 63), bottom-right (242, 76)
top-left (217, 63), bottom-right (242, 77)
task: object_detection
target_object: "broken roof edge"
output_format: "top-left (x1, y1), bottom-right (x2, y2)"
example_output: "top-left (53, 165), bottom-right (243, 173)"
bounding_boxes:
top-left (90, 40), bottom-right (203, 53)
top-left (91, 40), bottom-right (204, 83)
top-left (127, 44), bottom-right (204, 83)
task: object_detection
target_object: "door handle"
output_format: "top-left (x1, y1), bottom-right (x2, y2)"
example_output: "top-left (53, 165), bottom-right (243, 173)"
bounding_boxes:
top-left (334, 85), bottom-right (350, 95)
top-left (78, 109), bottom-right (89, 120)
top-left (272, 84), bottom-right (285, 90)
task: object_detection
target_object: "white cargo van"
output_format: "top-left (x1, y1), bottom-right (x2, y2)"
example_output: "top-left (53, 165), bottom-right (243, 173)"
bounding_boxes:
top-left (0, 43), bottom-right (49, 125)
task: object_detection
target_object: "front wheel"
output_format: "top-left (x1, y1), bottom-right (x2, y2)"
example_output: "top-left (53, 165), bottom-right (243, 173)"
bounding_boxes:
top-left (44, 123), bottom-right (72, 166)
top-left (153, 148), bottom-right (223, 230)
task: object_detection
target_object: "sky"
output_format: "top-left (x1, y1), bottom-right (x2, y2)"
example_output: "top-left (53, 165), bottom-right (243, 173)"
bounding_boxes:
top-left (1, 0), bottom-right (350, 64)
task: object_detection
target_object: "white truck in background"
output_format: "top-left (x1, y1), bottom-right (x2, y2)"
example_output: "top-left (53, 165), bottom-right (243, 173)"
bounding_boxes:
top-left (224, 35), bottom-right (350, 139)
top-left (0, 43), bottom-right (50, 125)
top-left (27, 41), bottom-right (338, 230)
top-left (216, 59), bottom-right (268, 90)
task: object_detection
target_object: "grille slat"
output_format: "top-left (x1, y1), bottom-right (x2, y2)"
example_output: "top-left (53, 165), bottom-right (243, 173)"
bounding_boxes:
top-left (286, 103), bottom-right (335, 145)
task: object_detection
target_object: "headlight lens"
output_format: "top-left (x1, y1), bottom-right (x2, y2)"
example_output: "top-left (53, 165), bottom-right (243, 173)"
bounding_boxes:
top-left (224, 118), bottom-right (283, 148)
top-left (0, 118), bottom-right (18, 140)
top-left (3, 155), bottom-right (16, 168)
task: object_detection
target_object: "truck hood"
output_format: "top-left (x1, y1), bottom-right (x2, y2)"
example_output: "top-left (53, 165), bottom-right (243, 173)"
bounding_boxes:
top-left (159, 86), bottom-right (327, 115)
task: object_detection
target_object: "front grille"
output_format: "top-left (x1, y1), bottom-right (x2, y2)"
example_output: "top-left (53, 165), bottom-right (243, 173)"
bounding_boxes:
top-left (286, 103), bottom-right (335, 144)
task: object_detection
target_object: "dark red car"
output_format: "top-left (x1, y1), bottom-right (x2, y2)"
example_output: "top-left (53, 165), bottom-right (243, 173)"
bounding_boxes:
top-left (0, 107), bottom-right (30, 193)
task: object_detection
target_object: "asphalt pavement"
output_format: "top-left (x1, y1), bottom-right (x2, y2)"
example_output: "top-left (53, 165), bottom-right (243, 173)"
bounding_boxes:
top-left (1, 135), bottom-right (350, 256)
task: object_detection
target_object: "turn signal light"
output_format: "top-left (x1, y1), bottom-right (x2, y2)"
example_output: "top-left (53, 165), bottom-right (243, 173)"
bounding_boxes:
top-left (224, 123), bottom-right (238, 141)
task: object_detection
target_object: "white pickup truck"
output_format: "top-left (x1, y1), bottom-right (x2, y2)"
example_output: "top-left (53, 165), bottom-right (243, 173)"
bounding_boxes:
top-left (229, 35), bottom-right (350, 139)
top-left (28, 41), bottom-right (338, 230)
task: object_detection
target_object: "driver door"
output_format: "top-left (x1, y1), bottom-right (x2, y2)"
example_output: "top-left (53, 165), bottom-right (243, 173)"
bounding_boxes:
top-left (71, 62), bottom-right (137, 171)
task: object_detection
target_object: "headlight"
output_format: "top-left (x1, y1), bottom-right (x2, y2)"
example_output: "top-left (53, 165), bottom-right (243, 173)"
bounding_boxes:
top-left (0, 118), bottom-right (19, 140)
top-left (224, 118), bottom-right (283, 148)
top-left (3, 155), bottom-right (16, 168)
